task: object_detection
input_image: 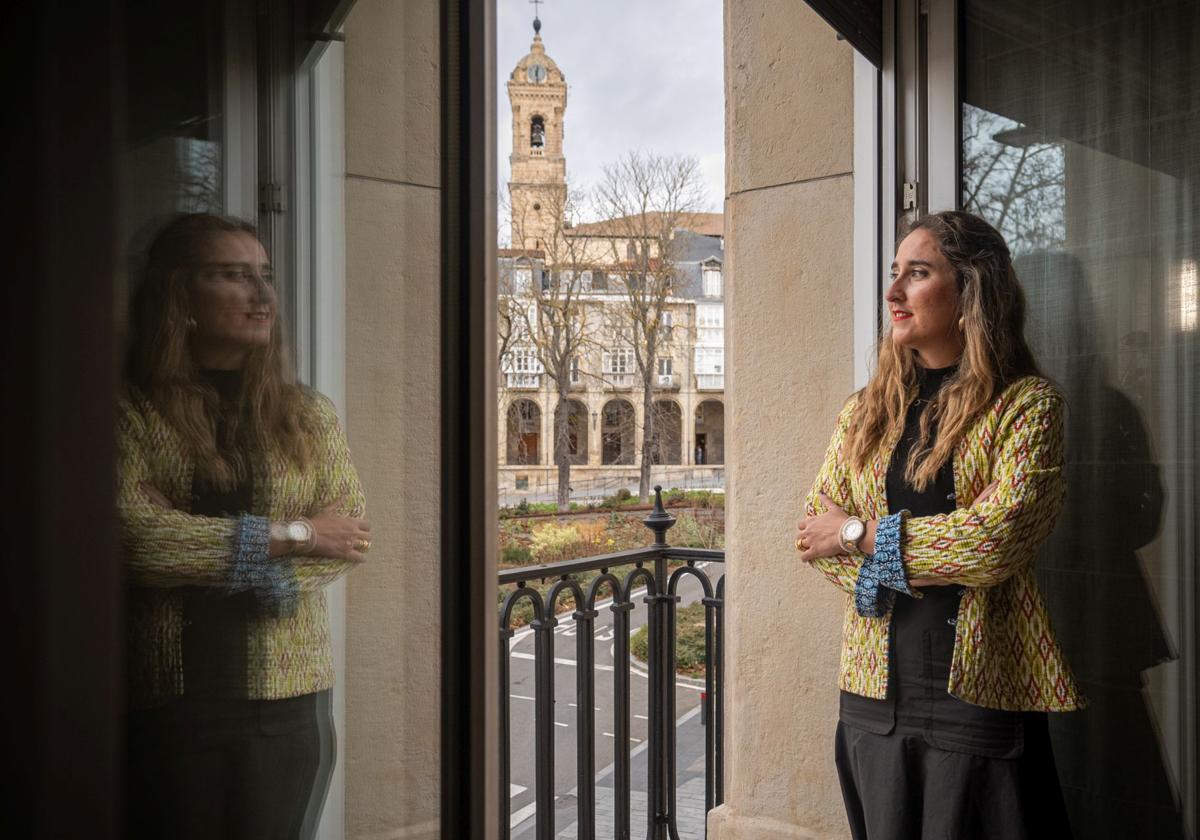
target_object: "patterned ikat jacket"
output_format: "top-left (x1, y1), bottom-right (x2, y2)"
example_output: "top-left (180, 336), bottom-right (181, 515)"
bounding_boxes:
top-left (118, 389), bottom-right (365, 708)
top-left (805, 375), bottom-right (1086, 711)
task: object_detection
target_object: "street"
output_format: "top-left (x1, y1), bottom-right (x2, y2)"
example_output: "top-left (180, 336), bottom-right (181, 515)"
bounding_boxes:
top-left (506, 566), bottom-right (717, 839)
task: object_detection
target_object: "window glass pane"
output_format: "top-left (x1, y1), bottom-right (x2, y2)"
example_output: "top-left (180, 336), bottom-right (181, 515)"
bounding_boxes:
top-left (963, 2), bottom-right (1199, 836)
top-left (119, 3), bottom-right (442, 837)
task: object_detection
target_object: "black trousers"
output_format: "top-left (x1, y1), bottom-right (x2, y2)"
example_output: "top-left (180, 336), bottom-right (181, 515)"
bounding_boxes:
top-left (125, 691), bottom-right (330, 840)
top-left (835, 714), bottom-right (1073, 840)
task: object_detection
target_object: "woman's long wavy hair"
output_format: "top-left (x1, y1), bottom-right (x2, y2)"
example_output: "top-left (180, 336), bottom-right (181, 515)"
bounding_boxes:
top-left (125, 213), bottom-right (313, 489)
top-left (845, 211), bottom-right (1042, 490)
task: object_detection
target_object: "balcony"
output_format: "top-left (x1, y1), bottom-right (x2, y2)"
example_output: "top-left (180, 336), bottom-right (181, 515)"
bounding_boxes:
top-left (654, 373), bottom-right (679, 390)
top-left (603, 372), bottom-right (636, 390)
top-left (695, 374), bottom-right (724, 391)
top-left (507, 372), bottom-right (543, 390)
top-left (500, 488), bottom-right (725, 839)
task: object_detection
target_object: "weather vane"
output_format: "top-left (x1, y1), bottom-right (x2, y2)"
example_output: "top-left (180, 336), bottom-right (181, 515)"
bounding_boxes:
top-left (530, 0), bottom-right (544, 33)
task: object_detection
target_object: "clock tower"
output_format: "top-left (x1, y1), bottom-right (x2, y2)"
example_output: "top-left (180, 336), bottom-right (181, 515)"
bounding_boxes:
top-left (507, 16), bottom-right (567, 253)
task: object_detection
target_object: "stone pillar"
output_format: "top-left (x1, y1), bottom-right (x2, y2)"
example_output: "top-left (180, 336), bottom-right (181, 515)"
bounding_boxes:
top-left (342, 2), bottom-right (441, 837)
top-left (587, 396), bottom-right (603, 466)
top-left (682, 388), bottom-right (696, 467)
top-left (709, 2), bottom-right (856, 838)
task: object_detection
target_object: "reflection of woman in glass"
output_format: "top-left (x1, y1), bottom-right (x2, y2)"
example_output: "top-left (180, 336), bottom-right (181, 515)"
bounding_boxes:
top-left (796, 211), bottom-right (1082, 838)
top-left (120, 213), bottom-right (370, 838)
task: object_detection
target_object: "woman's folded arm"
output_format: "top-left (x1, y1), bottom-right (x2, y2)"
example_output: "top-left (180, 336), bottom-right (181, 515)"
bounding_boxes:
top-left (899, 392), bottom-right (1066, 587)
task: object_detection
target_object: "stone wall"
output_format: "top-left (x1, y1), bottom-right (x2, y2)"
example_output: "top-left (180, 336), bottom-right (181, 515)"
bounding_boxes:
top-left (709, 2), bottom-right (857, 838)
top-left (342, 1), bottom-right (442, 837)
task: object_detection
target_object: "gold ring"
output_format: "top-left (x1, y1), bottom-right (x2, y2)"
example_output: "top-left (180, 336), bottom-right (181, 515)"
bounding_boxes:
top-left (354, 538), bottom-right (371, 553)
top-left (796, 537), bottom-right (809, 552)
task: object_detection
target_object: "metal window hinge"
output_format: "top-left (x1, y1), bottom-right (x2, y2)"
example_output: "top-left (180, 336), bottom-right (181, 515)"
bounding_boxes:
top-left (902, 181), bottom-right (919, 211)
top-left (259, 182), bottom-right (284, 214)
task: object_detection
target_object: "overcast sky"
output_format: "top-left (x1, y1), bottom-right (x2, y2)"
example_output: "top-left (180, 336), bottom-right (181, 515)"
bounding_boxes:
top-left (496, 0), bottom-right (724, 225)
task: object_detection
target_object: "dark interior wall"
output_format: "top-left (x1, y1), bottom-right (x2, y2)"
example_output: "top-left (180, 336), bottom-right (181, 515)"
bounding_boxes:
top-left (2, 2), bottom-right (122, 838)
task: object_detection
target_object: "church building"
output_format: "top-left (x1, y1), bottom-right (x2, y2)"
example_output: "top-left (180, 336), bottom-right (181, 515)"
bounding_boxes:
top-left (497, 17), bottom-right (727, 504)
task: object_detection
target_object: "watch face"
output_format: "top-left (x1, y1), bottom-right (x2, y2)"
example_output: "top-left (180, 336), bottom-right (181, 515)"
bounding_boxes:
top-left (527, 63), bottom-right (547, 83)
top-left (842, 518), bottom-right (865, 541)
top-left (287, 522), bottom-right (309, 543)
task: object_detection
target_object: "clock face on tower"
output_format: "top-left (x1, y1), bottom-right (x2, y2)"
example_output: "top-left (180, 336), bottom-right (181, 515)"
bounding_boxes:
top-left (527, 62), bottom-right (547, 83)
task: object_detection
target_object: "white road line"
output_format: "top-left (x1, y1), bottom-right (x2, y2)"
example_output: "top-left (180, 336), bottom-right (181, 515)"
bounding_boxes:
top-left (510, 693), bottom-right (535, 702)
top-left (512, 704), bottom-right (704, 832)
top-left (509, 784), bottom-right (527, 797)
top-left (509, 651), bottom-right (615, 672)
top-left (601, 732), bottom-right (642, 743)
top-left (554, 721), bottom-right (568, 728)
top-left (504, 562), bottom-right (712, 649)
top-left (634, 713), bottom-right (649, 720)
top-left (509, 799), bottom-right (543, 829)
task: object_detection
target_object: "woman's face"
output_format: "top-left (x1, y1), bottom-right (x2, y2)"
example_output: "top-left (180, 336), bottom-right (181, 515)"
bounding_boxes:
top-left (886, 228), bottom-right (963, 367)
top-left (187, 231), bottom-right (276, 369)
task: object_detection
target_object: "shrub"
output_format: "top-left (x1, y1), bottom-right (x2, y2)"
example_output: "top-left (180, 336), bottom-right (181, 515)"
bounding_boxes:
top-left (670, 511), bottom-right (721, 549)
top-left (501, 545), bottom-right (533, 566)
top-left (530, 522), bottom-right (582, 561)
top-left (599, 487), bottom-right (635, 509)
top-left (629, 602), bottom-right (710, 677)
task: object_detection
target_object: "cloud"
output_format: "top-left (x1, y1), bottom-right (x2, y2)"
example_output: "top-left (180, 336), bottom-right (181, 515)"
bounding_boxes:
top-left (497, 0), bottom-right (725, 223)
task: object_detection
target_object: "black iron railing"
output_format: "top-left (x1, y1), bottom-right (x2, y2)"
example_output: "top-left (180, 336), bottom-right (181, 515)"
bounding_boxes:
top-left (499, 486), bottom-right (726, 839)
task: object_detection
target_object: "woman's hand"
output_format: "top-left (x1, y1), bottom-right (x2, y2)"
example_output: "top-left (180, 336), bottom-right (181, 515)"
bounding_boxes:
top-left (304, 497), bottom-right (372, 564)
top-left (795, 493), bottom-right (852, 563)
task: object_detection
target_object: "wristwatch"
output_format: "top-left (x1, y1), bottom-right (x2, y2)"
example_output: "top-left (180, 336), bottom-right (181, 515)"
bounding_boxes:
top-left (838, 516), bottom-right (867, 555)
top-left (272, 518), bottom-right (315, 554)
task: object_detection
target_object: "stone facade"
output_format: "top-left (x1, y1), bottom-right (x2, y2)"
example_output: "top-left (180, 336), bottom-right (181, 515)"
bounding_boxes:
top-left (499, 25), bottom-right (727, 503)
top-left (708, 2), bottom-right (857, 838)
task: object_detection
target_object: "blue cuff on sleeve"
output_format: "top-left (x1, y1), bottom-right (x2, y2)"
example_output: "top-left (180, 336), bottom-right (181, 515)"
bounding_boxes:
top-left (230, 514), bottom-right (299, 618)
top-left (853, 512), bottom-right (912, 618)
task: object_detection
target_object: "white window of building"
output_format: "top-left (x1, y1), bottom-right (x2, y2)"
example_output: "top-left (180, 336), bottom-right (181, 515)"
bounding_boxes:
top-left (702, 264), bottom-right (722, 297)
top-left (603, 347), bottom-right (632, 374)
top-left (510, 347), bottom-right (541, 373)
top-left (696, 303), bottom-right (724, 329)
top-left (695, 347), bottom-right (723, 375)
top-left (570, 356), bottom-right (581, 383)
top-left (658, 357), bottom-right (673, 376)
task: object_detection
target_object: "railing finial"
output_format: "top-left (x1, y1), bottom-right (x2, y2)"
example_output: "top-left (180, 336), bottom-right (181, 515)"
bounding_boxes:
top-left (643, 485), bottom-right (677, 547)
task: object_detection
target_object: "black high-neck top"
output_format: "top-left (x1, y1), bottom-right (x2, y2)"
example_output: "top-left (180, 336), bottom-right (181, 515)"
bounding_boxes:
top-left (182, 369), bottom-right (255, 699)
top-left (839, 362), bottom-right (1027, 758)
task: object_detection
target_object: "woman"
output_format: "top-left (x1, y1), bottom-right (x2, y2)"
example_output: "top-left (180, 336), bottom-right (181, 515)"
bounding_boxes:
top-left (795, 211), bottom-right (1083, 839)
top-left (119, 213), bottom-right (370, 838)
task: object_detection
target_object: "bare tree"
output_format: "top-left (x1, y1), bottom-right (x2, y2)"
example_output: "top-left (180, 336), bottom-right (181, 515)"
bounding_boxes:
top-left (506, 186), bottom-right (601, 511)
top-left (962, 104), bottom-right (1066, 256)
top-left (593, 151), bottom-right (707, 501)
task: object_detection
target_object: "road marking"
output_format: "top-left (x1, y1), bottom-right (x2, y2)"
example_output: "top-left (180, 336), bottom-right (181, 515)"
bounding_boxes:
top-left (601, 732), bottom-right (642, 743)
top-left (510, 651), bottom-right (615, 672)
top-left (634, 713), bottom-right (649, 720)
top-left (509, 784), bottom-right (526, 797)
top-left (554, 721), bottom-right (568, 728)
top-left (511, 705), bottom-right (704, 831)
top-left (567, 703), bottom-right (602, 710)
top-left (510, 693), bottom-right (535, 702)
top-left (504, 564), bottom-right (713, 649)
top-left (509, 799), bottom-right (544, 829)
